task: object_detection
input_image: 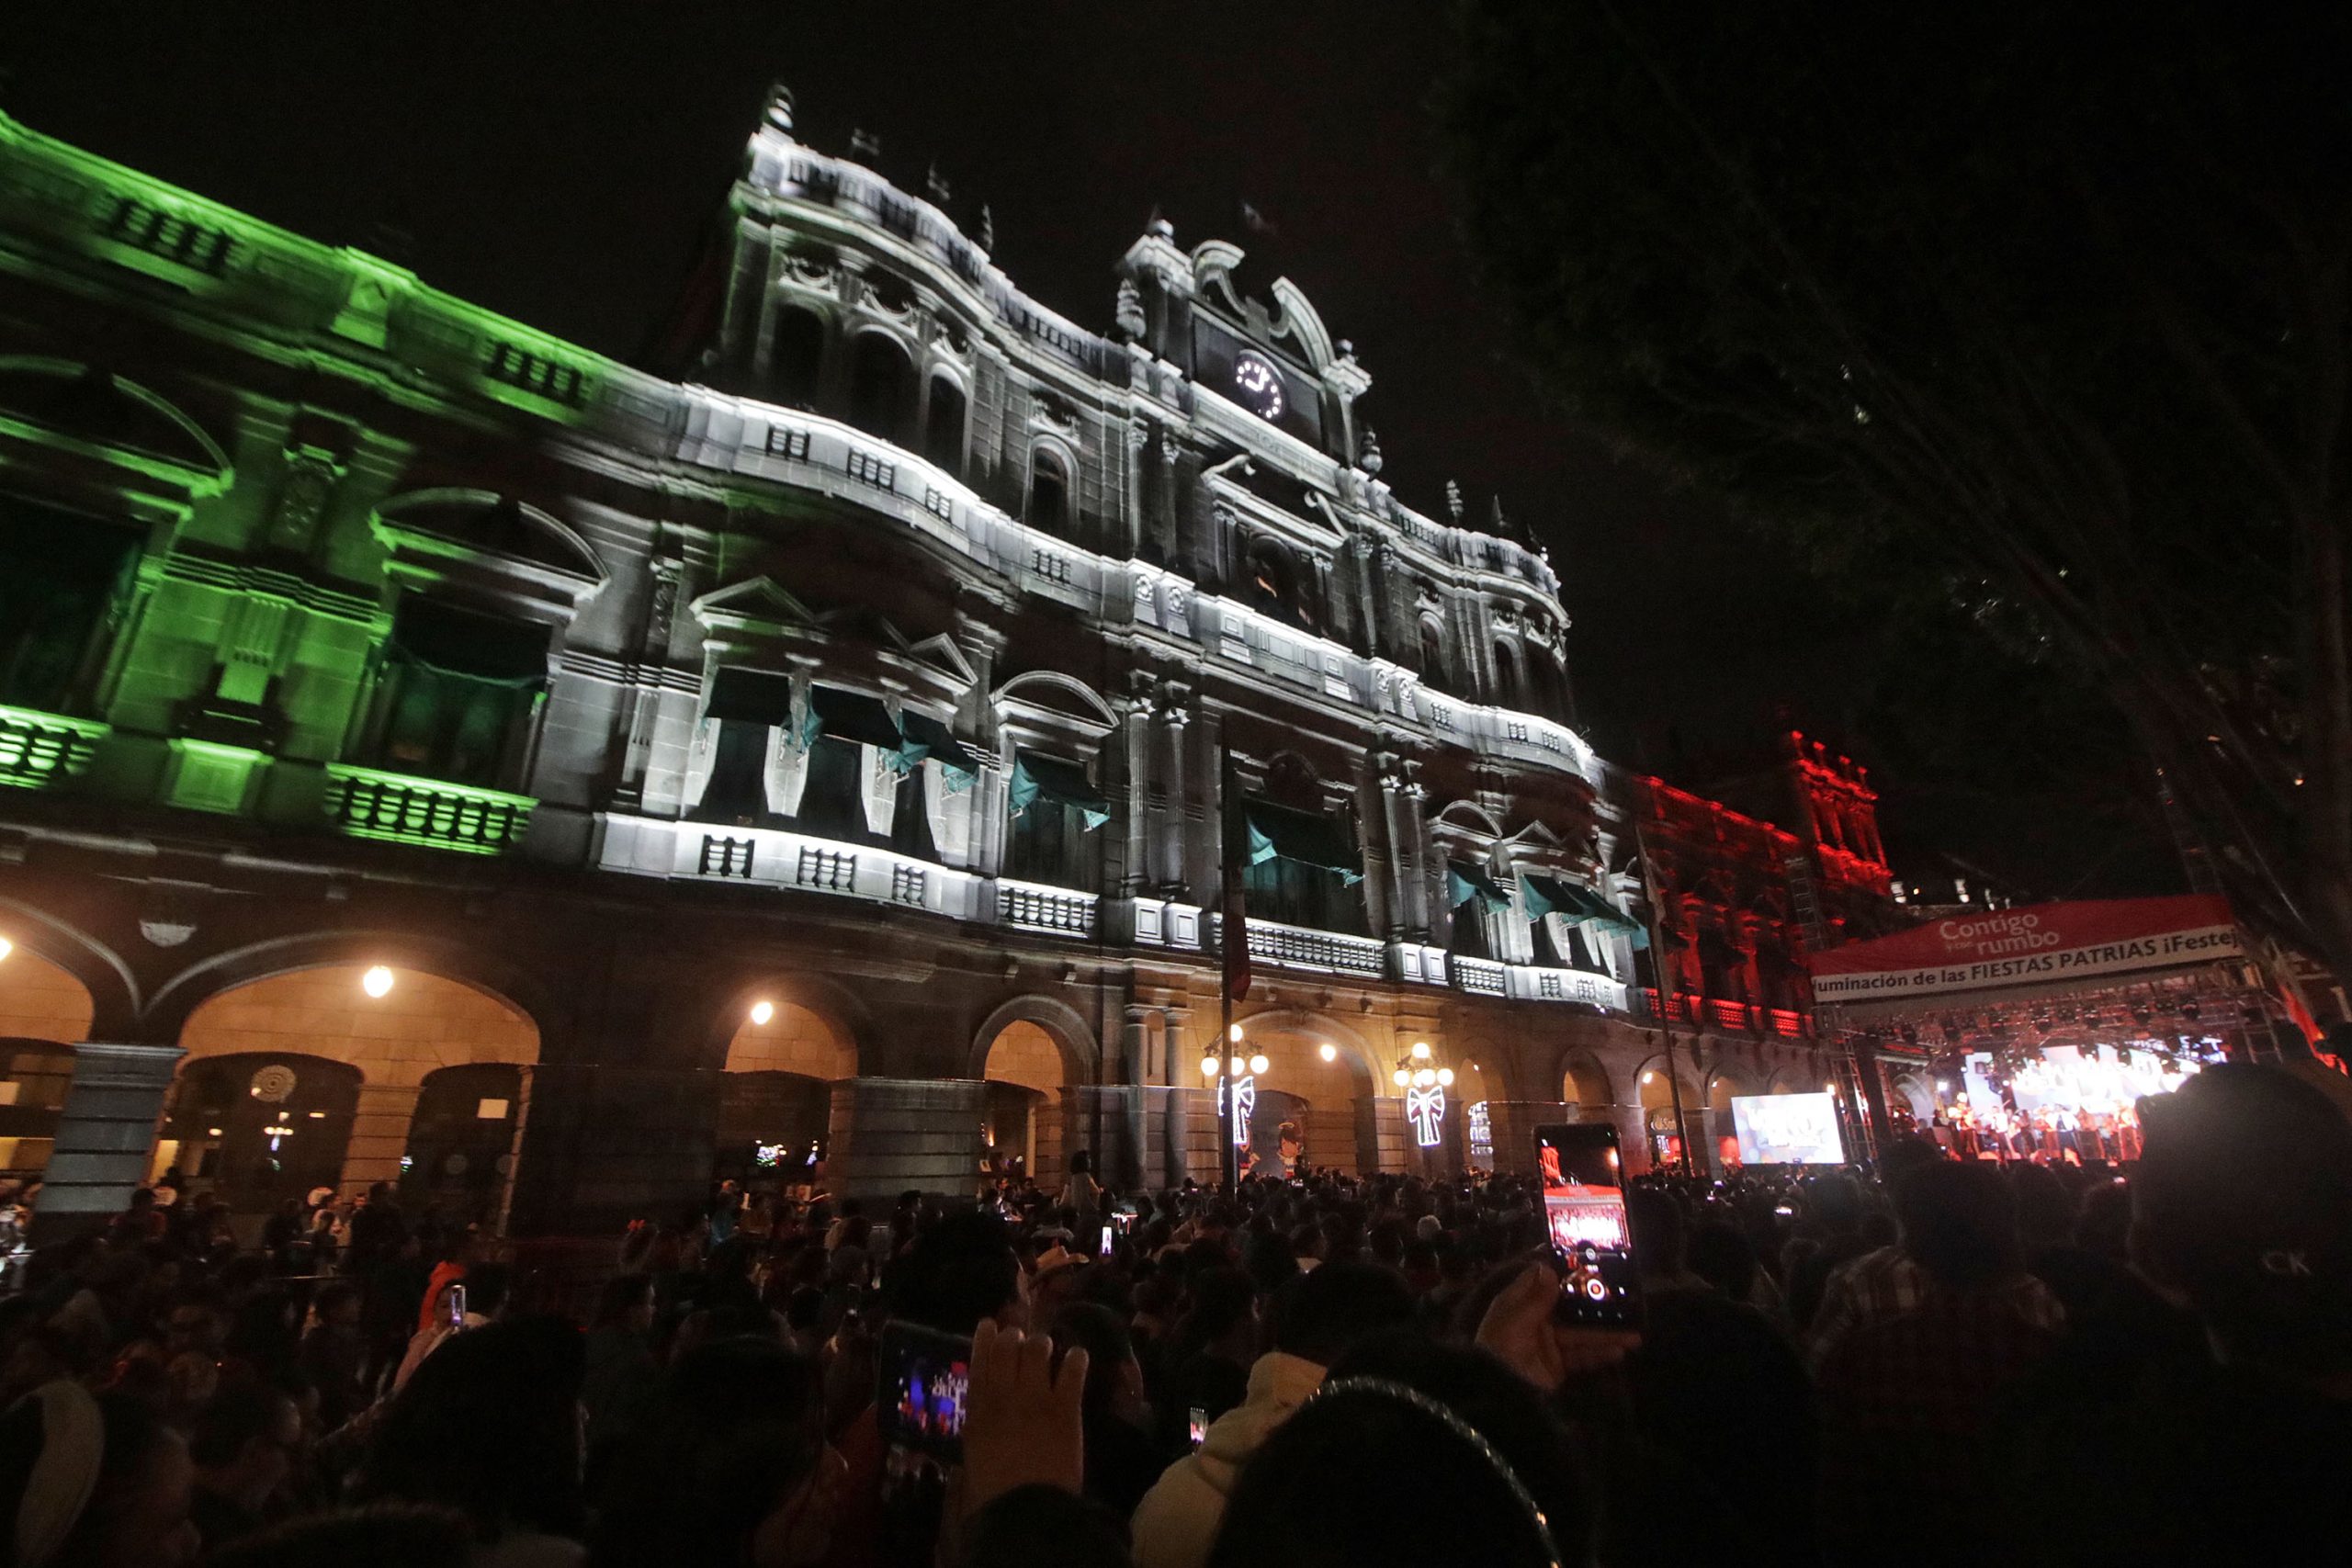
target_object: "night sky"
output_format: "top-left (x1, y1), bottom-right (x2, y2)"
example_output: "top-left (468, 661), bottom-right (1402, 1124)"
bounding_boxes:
top-left (10, 3), bottom-right (1925, 862)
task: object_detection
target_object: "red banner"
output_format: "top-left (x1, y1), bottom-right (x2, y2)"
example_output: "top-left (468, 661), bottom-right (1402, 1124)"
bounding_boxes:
top-left (1809, 895), bottom-right (2240, 1004)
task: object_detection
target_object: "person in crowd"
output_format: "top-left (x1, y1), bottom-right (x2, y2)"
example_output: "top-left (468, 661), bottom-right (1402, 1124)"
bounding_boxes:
top-left (1062, 1151), bottom-right (1105, 1230)
top-left (0, 1380), bottom-right (201, 1566)
top-left (1049, 1302), bottom-right (1172, 1519)
top-left (1130, 1261), bottom-right (1416, 1568)
top-left (579, 1271), bottom-right (660, 1483)
top-left (1153, 1266), bottom-right (1256, 1449)
top-left (392, 1260), bottom-right (510, 1393)
top-left (588, 1335), bottom-right (841, 1568)
top-left (187, 1377), bottom-right (303, 1549)
top-left (296, 1281), bottom-right (368, 1433)
top-left (352, 1316), bottom-right (588, 1564)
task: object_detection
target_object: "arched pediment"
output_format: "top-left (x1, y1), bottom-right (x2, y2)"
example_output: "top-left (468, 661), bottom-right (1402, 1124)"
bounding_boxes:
top-left (371, 488), bottom-right (609, 616)
top-left (990, 671), bottom-right (1116, 732)
top-left (0, 357), bottom-right (230, 491)
top-left (1430, 798), bottom-right (1508, 840)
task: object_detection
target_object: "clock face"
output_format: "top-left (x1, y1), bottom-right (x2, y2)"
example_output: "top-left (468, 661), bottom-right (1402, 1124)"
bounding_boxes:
top-left (1232, 351), bottom-right (1286, 422)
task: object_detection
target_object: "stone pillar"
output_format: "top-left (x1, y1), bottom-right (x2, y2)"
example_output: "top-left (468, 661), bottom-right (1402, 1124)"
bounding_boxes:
top-left (826, 1077), bottom-right (988, 1202)
top-left (1159, 1010), bottom-right (1192, 1088)
top-left (1359, 1096), bottom-right (1412, 1175)
top-left (1123, 1006), bottom-right (1156, 1086)
top-left (503, 1063), bottom-right (722, 1238)
top-left (1156, 697), bottom-right (1192, 893)
top-left (1134, 1086), bottom-right (1177, 1189)
top-left (1615, 1102), bottom-right (1653, 1175)
top-left (1066, 1084), bottom-right (1147, 1192)
top-left (340, 1081), bottom-right (424, 1200)
top-left (1118, 679), bottom-right (1155, 896)
top-left (1171, 1086), bottom-right (1221, 1185)
top-left (30, 1043), bottom-right (184, 1243)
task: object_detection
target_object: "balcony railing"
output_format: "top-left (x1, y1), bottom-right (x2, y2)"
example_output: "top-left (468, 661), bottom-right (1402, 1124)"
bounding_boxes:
top-left (1000, 880), bottom-right (1097, 936)
top-left (1514, 965), bottom-right (1631, 1012)
top-left (0, 706), bottom-right (108, 790)
top-left (1208, 914), bottom-right (1385, 977)
top-left (322, 765), bottom-right (535, 855)
top-left (1450, 954), bottom-right (1509, 996)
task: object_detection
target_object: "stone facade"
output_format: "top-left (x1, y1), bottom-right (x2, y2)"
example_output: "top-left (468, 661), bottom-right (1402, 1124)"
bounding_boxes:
top-left (0, 95), bottom-right (1890, 1236)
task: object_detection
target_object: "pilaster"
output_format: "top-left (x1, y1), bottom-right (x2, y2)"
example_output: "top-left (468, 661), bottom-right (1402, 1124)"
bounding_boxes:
top-left (31, 1043), bottom-right (184, 1243)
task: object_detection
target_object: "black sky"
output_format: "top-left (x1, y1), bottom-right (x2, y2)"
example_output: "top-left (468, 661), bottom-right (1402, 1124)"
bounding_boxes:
top-left (11, 2), bottom-right (1876, 816)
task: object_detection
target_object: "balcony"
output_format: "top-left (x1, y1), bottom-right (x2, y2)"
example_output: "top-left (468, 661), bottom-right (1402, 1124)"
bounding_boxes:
top-left (652, 822), bottom-right (980, 919)
top-left (1513, 965), bottom-right (1631, 1012)
top-left (322, 765), bottom-right (535, 855)
top-left (0, 706), bottom-right (107, 790)
top-left (1207, 914), bottom-right (1385, 978)
top-left (1449, 954), bottom-right (1509, 996)
top-left (1000, 880), bottom-right (1098, 938)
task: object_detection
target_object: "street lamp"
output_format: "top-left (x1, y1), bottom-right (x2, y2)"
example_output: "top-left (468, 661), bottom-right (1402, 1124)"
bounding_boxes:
top-left (1395, 1043), bottom-right (1452, 1149)
top-left (361, 965), bottom-right (394, 999)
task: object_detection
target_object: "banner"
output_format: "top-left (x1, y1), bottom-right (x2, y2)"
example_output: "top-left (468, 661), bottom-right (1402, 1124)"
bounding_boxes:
top-left (1808, 894), bottom-right (2239, 1004)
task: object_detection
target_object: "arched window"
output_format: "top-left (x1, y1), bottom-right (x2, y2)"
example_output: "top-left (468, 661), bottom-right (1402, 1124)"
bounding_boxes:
top-left (923, 376), bottom-right (967, 474)
top-left (1026, 448), bottom-right (1071, 537)
top-left (772, 308), bottom-right (826, 409)
top-left (1491, 639), bottom-right (1521, 706)
top-left (847, 333), bottom-right (912, 444)
top-left (1418, 618), bottom-right (1448, 693)
top-left (1247, 538), bottom-right (1294, 616)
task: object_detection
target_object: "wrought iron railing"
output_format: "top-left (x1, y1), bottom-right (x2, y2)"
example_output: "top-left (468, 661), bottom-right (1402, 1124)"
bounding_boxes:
top-left (322, 765), bottom-right (535, 854)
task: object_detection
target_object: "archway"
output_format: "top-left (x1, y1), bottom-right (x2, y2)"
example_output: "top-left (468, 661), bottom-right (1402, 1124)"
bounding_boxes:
top-left (1230, 1017), bottom-right (1379, 1177)
top-left (1451, 1053), bottom-right (1496, 1171)
top-left (981, 1021), bottom-right (1065, 1188)
top-left (0, 946), bottom-right (92, 1178)
top-left (1635, 1056), bottom-right (1703, 1171)
top-left (169, 965), bottom-right (539, 1224)
top-left (721, 1001), bottom-right (856, 1190)
top-left (1706, 1071), bottom-right (1755, 1174)
top-left (1561, 1052), bottom-right (1614, 1121)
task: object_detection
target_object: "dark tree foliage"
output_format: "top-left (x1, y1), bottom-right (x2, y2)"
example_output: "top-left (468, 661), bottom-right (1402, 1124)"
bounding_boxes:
top-left (1442, 1), bottom-right (2352, 986)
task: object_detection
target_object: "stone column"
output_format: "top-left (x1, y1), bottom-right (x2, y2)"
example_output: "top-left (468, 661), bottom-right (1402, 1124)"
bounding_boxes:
top-left (1118, 678), bottom-right (1156, 896)
top-left (1159, 1009), bottom-right (1192, 1088)
top-left (1123, 1006), bottom-right (1156, 1087)
top-left (1614, 1101), bottom-right (1653, 1176)
top-left (825, 1077), bottom-right (988, 1201)
top-left (339, 1080), bottom-right (424, 1200)
top-left (1170, 1086), bottom-right (1219, 1185)
top-left (30, 1043), bottom-right (184, 1243)
top-left (492, 1065), bottom-right (535, 1238)
top-left (503, 1062), bottom-right (722, 1239)
top-left (1156, 694), bottom-right (1192, 893)
top-left (1066, 1084), bottom-right (1147, 1192)
top-left (1358, 1096), bottom-right (1413, 1176)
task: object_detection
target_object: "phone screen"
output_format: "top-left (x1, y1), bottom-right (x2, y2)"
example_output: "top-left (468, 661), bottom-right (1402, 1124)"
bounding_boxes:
top-left (1534, 1123), bottom-right (1641, 1327)
top-left (445, 1282), bottom-right (467, 1330)
top-left (876, 1322), bottom-right (974, 1465)
top-left (1188, 1405), bottom-right (1208, 1448)
top-left (1098, 1223), bottom-right (1114, 1258)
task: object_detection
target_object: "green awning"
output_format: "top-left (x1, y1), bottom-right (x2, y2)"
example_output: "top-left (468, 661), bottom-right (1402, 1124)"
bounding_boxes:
top-left (1447, 860), bottom-right (1510, 912)
top-left (802, 685), bottom-right (903, 750)
top-left (1011, 751), bottom-right (1109, 829)
top-left (889, 711), bottom-right (979, 787)
top-left (390, 598), bottom-right (549, 686)
top-left (704, 666), bottom-right (797, 726)
top-left (1524, 874), bottom-right (1650, 949)
top-left (1245, 802), bottom-right (1363, 885)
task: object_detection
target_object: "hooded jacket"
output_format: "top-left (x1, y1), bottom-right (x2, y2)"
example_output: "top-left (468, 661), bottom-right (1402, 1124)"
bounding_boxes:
top-left (1129, 1350), bottom-right (1327, 1568)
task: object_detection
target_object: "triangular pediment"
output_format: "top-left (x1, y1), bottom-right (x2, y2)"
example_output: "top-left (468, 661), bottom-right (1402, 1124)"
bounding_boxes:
top-left (689, 575), bottom-right (816, 633)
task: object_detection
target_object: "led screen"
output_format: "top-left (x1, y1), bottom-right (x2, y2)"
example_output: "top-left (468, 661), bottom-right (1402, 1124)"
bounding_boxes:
top-left (1731, 1092), bottom-right (1846, 1165)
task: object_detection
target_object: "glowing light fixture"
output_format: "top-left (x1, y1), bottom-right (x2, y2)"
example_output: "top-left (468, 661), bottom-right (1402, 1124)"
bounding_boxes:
top-left (749, 999), bottom-right (775, 1026)
top-left (1410, 1042), bottom-right (1432, 1061)
top-left (1228, 1056), bottom-right (1246, 1077)
top-left (1249, 1054), bottom-right (1270, 1076)
top-left (361, 965), bottom-right (395, 999)
top-left (1392, 1067), bottom-right (1410, 1088)
top-left (1437, 1067), bottom-right (1455, 1088)
top-left (0, 936), bottom-right (12, 963)
top-left (1318, 1043), bottom-right (1338, 1063)
top-left (1227, 1023), bottom-right (1244, 1044)
top-left (1201, 1055), bottom-right (1220, 1078)
top-left (1642, 1071), bottom-right (1656, 1085)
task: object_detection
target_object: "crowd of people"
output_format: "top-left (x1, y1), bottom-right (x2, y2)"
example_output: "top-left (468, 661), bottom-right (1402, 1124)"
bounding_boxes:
top-left (0, 1062), bottom-right (2345, 1566)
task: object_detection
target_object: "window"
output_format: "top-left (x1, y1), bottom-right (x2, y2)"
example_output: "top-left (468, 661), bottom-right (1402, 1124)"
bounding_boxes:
top-left (1026, 449), bottom-right (1070, 537)
top-left (792, 686), bottom-right (904, 845)
top-left (1006, 750), bottom-right (1107, 893)
top-left (0, 494), bottom-right (141, 712)
top-left (1492, 639), bottom-right (1521, 706)
top-left (1418, 619), bottom-right (1448, 693)
top-left (847, 334), bottom-right (912, 444)
top-left (772, 309), bottom-right (825, 409)
top-left (923, 377), bottom-right (967, 473)
top-left (368, 599), bottom-right (548, 787)
top-left (1239, 799), bottom-right (1366, 934)
top-left (691, 666), bottom-right (797, 826)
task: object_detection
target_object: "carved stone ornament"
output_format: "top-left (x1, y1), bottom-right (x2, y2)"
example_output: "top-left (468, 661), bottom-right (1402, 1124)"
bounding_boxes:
top-left (139, 918), bottom-right (198, 948)
top-left (249, 1065), bottom-right (298, 1104)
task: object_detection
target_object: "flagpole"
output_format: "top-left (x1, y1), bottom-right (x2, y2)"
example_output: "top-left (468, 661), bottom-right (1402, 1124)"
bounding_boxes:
top-left (1219, 748), bottom-right (1242, 1192)
top-left (1634, 821), bottom-right (1695, 1177)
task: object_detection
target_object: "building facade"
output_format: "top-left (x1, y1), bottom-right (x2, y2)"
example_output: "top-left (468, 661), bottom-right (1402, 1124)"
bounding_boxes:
top-left (0, 92), bottom-right (1892, 1238)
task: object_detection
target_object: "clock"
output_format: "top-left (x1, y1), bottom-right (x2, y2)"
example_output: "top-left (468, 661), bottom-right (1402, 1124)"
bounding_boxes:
top-left (1231, 351), bottom-right (1286, 422)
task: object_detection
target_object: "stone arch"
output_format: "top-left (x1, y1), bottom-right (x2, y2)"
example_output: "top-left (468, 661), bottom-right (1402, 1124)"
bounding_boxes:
top-left (970, 996), bottom-right (1096, 1189)
top-left (846, 329), bottom-right (916, 444)
top-left (698, 972), bottom-right (875, 1077)
top-left (168, 963), bottom-right (540, 1213)
top-left (1633, 1055), bottom-right (1702, 1111)
top-left (0, 943), bottom-right (96, 1045)
top-left (0, 899), bottom-right (139, 1042)
top-left (1229, 1009), bottom-right (1381, 1176)
top-left (716, 996), bottom-right (856, 1193)
top-left (965, 994), bottom-right (1097, 1084)
top-left (142, 932), bottom-right (562, 1062)
top-left (0, 946), bottom-right (95, 1179)
top-left (1560, 1049), bottom-right (1614, 1112)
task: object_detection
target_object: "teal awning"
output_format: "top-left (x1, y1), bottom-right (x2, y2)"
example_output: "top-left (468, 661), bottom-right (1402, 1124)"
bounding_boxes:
top-left (888, 711), bottom-right (979, 786)
top-left (1011, 751), bottom-right (1109, 829)
top-left (803, 685), bottom-right (903, 750)
top-left (1524, 874), bottom-right (1650, 949)
top-left (1447, 860), bottom-right (1510, 912)
top-left (704, 666), bottom-right (797, 726)
top-left (390, 598), bottom-right (549, 687)
top-left (1245, 802), bottom-right (1363, 885)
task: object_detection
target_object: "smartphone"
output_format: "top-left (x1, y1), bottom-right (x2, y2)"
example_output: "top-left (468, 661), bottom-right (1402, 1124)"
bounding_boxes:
top-left (1533, 1123), bottom-right (1641, 1328)
top-left (1098, 1223), bottom-right (1114, 1258)
top-left (445, 1281), bottom-right (467, 1330)
top-left (876, 1321), bottom-right (974, 1464)
top-left (1187, 1405), bottom-right (1208, 1449)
